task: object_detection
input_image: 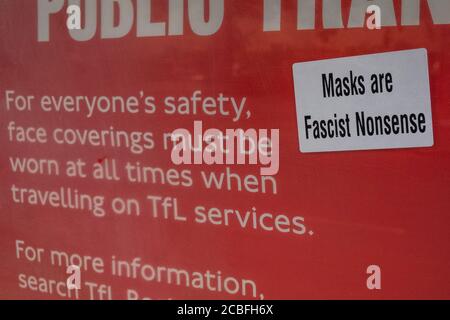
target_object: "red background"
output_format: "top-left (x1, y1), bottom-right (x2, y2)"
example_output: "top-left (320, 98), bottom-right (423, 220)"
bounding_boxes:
top-left (0, 0), bottom-right (449, 299)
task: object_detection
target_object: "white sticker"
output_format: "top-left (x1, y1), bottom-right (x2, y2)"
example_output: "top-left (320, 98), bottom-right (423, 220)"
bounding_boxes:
top-left (292, 49), bottom-right (434, 153)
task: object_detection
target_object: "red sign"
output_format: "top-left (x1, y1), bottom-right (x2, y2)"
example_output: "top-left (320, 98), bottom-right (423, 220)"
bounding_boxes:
top-left (1, 0), bottom-right (449, 299)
